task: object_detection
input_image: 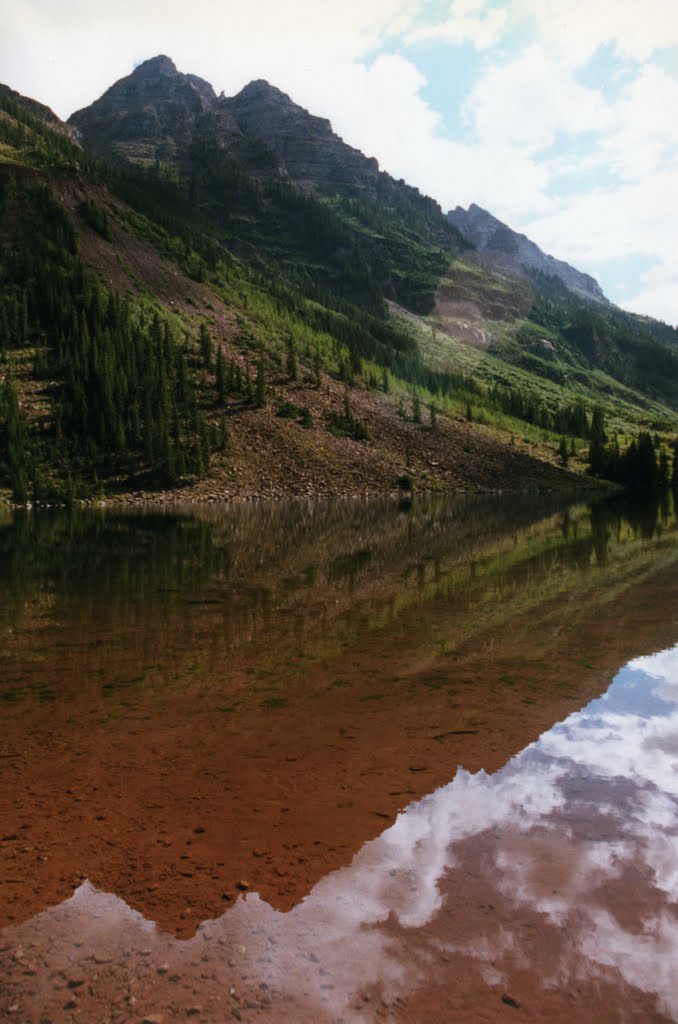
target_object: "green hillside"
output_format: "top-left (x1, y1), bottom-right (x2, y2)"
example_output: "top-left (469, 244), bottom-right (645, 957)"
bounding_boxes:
top-left (1, 74), bottom-right (677, 503)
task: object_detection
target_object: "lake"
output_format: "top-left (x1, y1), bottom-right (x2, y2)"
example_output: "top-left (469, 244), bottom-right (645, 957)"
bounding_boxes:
top-left (2, 493), bottom-right (678, 1022)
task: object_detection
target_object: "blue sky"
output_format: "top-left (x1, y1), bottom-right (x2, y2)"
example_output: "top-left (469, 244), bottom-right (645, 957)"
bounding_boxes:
top-left (3, 0), bottom-right (678, 323)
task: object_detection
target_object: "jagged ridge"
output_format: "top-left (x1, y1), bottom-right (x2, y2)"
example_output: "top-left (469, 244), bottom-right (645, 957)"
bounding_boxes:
top-left (448, 203), bottom-right (608, 305)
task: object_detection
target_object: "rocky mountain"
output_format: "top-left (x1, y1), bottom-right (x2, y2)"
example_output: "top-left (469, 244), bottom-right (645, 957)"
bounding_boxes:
top-left (0, 83), bottom-right (62, 126)
top-left (2, 61), bottom-right (678, 507)
top-left (69, 55), bottom-right (231, 168)
top-left (67, 56), bottom-right (447, 225)
top-left (227, 78), bottom-right (379, 195)
top-left (447, 203), bottom-right (608, 305)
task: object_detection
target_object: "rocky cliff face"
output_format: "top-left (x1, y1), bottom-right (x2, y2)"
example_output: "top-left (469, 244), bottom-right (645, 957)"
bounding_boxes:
top-left (448, 203), bottom-right (608, 304)
top-left (228, 79), bottom-right (380, 195)
top-left (68, 55), bottom-right (236, 167)
top-left (66, 56), bottom-right (449, 228)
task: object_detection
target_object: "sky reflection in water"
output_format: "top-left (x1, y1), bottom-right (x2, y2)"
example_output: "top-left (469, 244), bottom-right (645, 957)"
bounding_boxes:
top-left (5, 641), bottom-right (678, 1022)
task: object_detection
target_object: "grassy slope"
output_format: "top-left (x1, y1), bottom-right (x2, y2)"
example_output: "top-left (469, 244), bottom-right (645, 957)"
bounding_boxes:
top-left (0, 92), bottom-right (668, 501)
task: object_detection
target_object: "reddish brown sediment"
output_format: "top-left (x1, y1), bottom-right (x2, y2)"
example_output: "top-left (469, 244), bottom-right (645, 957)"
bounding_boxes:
top-left (2, 500), bottom-right (678, 1023)
top-left (2, 527), bottom-right (678, 938)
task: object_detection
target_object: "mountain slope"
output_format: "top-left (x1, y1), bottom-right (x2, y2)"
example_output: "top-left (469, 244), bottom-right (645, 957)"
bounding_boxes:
top-left (1, 64), bottom-right (678, 503)
top-left (0, 84), bottom-right (587, 503)
top-left (448, 203), bottom-right (607, 305)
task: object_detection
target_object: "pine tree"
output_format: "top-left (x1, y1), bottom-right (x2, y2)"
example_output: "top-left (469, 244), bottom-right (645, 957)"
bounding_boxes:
top-left (658, 447), bottom-right (670, 488)
top-left (255, 353), bottom-right (266, 408)
top-left (286, 336), bottom-right (298, 382)
top-left (199, 322), bottom-right (213, 370)
top-left (215, 346), bottom-right (227, 405)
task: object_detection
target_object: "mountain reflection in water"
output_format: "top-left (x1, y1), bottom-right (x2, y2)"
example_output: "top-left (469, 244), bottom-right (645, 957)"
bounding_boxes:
top-left (3, 647), bottom-right (678, 1022)
top-left (3, 493), bottom-right (678, 1022)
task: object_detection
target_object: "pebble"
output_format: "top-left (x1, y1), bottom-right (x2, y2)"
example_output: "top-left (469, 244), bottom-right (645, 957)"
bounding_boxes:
top-left (502, 994), bottom-right (521, 1009)
top-left (236, 880), bottom-right (249, 891)
top-left (156, 964), bottom-right (170, 975)
top-left (141, 1015), bottom-right (165, 1024)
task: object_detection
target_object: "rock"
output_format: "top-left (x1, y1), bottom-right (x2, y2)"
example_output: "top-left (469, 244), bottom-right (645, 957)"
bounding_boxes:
top-left (447, 204), bottom-right (608, 304)
top-left (235, 880), bottom-right (249, 891)
top-left (501, 994), bottom-right (521, 1009)
top-left (156, 963), bottom-right (170, 975)
top-left (141, 1015), bottom-right (165, 1024)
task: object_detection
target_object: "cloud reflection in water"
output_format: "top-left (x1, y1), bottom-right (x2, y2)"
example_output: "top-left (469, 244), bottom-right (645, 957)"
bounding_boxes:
top-left (4, 644), bottom-right (678, 1021)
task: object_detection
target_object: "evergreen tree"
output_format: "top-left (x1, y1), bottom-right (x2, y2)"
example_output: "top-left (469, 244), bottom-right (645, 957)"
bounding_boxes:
top-left (215, 346), bottom-right (227, 405)
top-left (255, 353), bottom-right (266, 408)
top-left (199, 322), bottom-right (213, 370)
top-left (286, 336), bottom-right (298, 382)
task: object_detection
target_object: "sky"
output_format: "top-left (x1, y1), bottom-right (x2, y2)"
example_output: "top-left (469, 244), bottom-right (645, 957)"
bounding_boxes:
top-left (2, 0), bottom-right (678, 325)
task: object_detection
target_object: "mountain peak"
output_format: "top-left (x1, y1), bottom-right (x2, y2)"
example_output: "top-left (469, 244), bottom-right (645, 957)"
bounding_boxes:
top-left (133, 54), bottom-right (178, 76)
top-left (235, 79), bottom-right (286, 99)
top-left (448, 204), bottom-right (608, 304)
top-left (68, 55), bottom-right (217, 167)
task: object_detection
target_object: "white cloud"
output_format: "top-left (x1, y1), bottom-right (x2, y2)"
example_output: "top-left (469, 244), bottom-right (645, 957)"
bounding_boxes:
top-left (523, 168), bottom-right (678, 323)
top-left (631, 646), bottom-right (678, 701)
top-left (461, 44), bottom-right (612, 151)
top-left (512, 0), bottom-right (678, 66)
top-left (406, 0), bottom-right (508, 50)
top-left (600, 63), bottom-right (678, 181)
top-left (0, 0), bottom-right (421, 118)
top-left (3, 0), bottom-right (678, 320)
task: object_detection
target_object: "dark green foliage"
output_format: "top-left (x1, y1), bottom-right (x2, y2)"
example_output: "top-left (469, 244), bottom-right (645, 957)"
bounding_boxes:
top-left (79, 199), bottom-right (112, 240)
top-left (326, 396), bottom-right (368, 441)
top-left (658, 447), bottom-right (670, 488)
top-left (527, 285), bottom-right (678, 409)
top-left (255, 354), bottom-right (266, 408)
top-left (276, 400), bottom-right (311, 426)
top-left (487, 385), bottom-right (591, 438)
top-left (199, 321), bottom-right (213, 369)
top-left (286, 336), bottom-right (298, 382)
top-left (588, 427), bottom-right (661, 492)
top-left (4, 82), bottom-right (678, 491)
top-left (215, 345), bottom-right (227, 405)
top-left (0, 372), bottom-right (29, 500)
top-left (0, 172), bottom-right (214, 493)
top-left (558, 436), bottom-right (569, 467)
top-left (588, 404), bottom-right (608, 477)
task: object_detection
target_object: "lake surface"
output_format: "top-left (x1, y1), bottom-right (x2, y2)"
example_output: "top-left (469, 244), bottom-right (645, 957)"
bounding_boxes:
top-left (2, 493), bottom-right (678, 1022)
